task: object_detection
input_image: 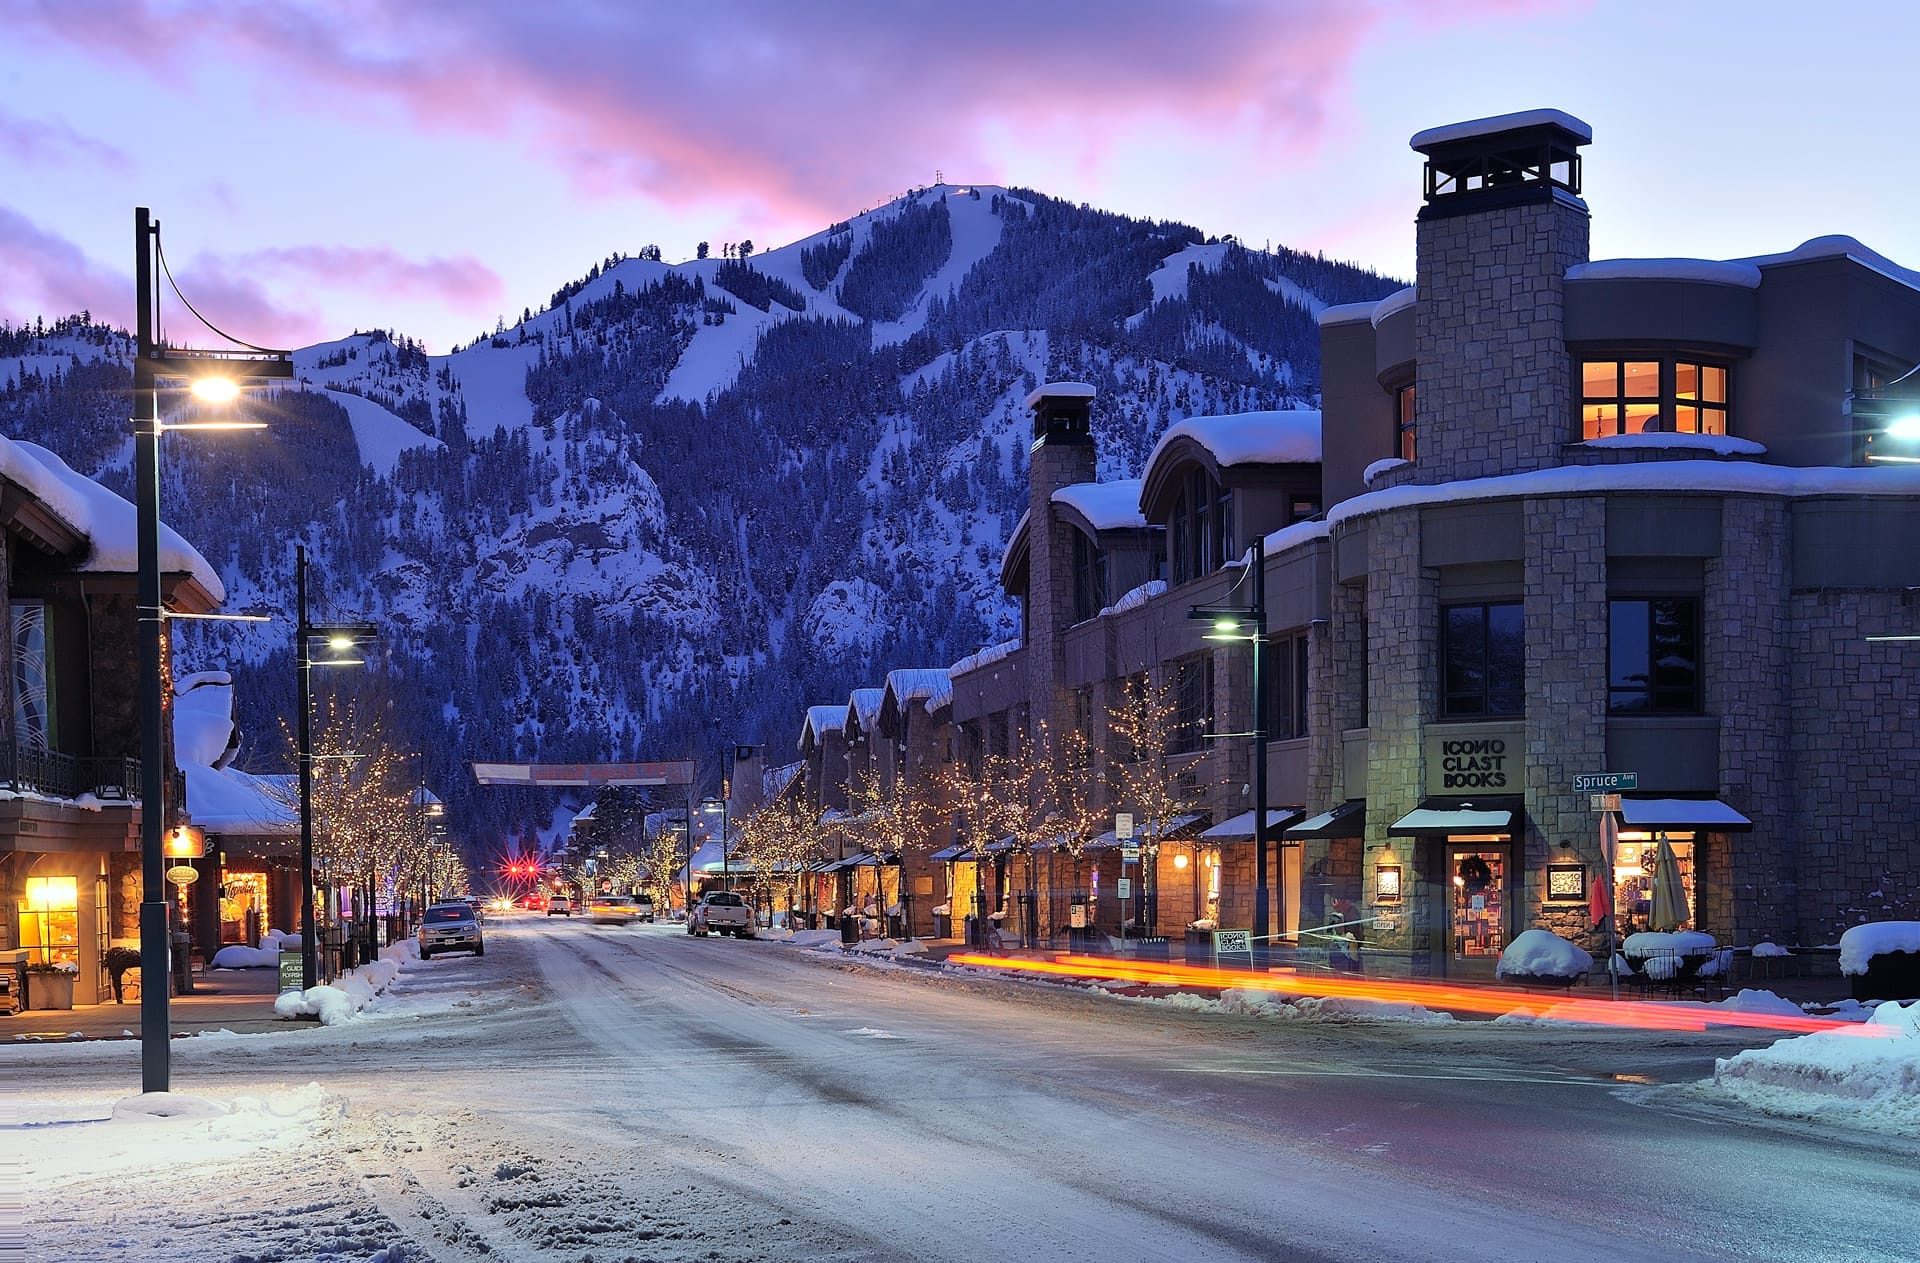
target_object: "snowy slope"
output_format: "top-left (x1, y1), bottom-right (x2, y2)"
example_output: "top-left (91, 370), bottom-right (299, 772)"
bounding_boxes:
top-left (871, 187), bottom-right (1006, 346)
top-left (322, 388), bottom-right (443, 475)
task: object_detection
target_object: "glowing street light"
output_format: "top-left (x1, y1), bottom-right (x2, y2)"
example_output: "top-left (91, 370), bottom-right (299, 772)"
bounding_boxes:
top-left (133, 207), bottom-right (292, 1094)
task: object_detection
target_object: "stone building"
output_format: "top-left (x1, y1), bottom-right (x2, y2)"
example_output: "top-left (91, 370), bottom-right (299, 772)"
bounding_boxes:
top-left (789, 107), bottom-right (1920, 975)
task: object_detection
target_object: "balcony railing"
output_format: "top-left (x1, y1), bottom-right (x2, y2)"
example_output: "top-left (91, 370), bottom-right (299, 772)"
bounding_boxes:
top-left (0, 740), bottom-right (141, 802)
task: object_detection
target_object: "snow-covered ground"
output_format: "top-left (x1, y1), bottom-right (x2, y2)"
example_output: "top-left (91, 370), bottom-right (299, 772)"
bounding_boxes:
top-left (10, 917), bottom-right (1918, 1262)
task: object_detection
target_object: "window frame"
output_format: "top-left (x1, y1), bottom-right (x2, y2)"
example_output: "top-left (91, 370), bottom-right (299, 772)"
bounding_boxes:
top-left (1396, 383), bottom-right (1417, 462)
top-left (1607, 595), bottom-right (1703, 714)
top-left (1440, 601), bottom-right (1525, 719)
top-left (1171, 655), bottom-right (1213, 754)
top-left (1578, 353), bottom-right (1732, 440)
top-left (1262, 631), bottom-right (1311, 741)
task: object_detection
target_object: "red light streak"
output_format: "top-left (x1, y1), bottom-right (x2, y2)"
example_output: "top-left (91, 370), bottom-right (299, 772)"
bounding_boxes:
top-left (947, 953), bottom-right (1889, 1038)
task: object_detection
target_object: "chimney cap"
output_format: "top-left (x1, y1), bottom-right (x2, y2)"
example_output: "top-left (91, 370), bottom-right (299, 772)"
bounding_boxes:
top-left (1025, 381), bottom-right (1096, 411)
top-left (1411, 108), bottom-right (1592, 155)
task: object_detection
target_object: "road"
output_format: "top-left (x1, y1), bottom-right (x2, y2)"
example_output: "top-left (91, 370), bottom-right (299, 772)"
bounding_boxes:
top-left (15, 915), bottom-right (1920, 1262)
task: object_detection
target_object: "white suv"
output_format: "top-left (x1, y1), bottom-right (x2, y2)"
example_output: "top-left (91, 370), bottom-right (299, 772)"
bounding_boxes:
top-left (419, 902), bottom-right (484, 959)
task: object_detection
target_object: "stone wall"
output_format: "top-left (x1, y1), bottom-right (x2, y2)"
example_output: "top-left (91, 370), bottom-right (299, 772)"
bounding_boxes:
top-left (1523, 497), bottom-right (1610, 952)
top-left (1709, 496), bottom-right (1794, 943)
top-left (1026, 439), bottom-right (1095, 741)
top-left (1413, 200), bottom-right (1590, 485)
top-left (1789, 588), bottom-right (1920, 942)
top-left (1360, 509), bottom-right (1434, 958)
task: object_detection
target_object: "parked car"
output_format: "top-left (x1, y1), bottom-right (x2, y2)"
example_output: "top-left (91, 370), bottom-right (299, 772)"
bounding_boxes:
top-left (547, 895), bottom-right (573, 917)
top-left (419, 902), bottom-right (484, 959)
top-left (589, 894), bottom-right (642, 925)
top-left (689, 890), bottom-right (753, 938)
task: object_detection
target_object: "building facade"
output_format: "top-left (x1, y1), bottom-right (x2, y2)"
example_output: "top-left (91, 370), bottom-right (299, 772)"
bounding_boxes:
top-left (784, 108), bottom-right (1920, 975)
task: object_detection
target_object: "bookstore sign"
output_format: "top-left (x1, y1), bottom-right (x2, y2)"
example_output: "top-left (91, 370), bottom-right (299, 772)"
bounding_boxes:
top-left (1424, 723), bottom-right (1522, 797)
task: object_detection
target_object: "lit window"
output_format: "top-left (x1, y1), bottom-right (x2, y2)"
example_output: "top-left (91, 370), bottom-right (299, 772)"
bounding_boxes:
top-left (1582, 358), bottom-right (1730, 439)
top-left (1397, 384), bottom-right (1417, 462)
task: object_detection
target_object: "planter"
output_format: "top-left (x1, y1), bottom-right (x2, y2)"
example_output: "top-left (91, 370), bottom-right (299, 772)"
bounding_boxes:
top-left (27, 971), bottom-right (76, 1011)
top-left (1184, 929), bottom-right (1215, 967)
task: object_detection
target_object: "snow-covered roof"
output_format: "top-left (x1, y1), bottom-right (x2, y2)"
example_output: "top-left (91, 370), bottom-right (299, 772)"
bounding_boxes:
top-left (801, 704), bottom-right (847, 750)
top-left (1098, 579), bottom-right (1165, 618)
top-left (1024, 381), bottom-right (1095, 410)
top-left (1410, 109), bottom-right (1592, 150)
top-left (1052, 480), bottom-right (1147, 530)
top-left (572, 801), bottom-right (598, 825)
top-left (1567, 259), bottom-right (1762, 288)
top-left (1144, 410), bottom-right (1321, 476)
top-left (1371, 286), bottom-right (1416, 327)
top-left (173, 671), bottom-right (294, 836)
top-left (949, 638), bottom-right (1020, 677)
top-left (5, 439), bottom-right (223, 602)
top-left (1740, 235), bottom-right (1920, 296)
top-left (1324, 459), bottom-right (1920, 535)
top-left (884, 668), bottom-right (953, 715)
top-left (1316, 300), bottom-right (1380, 327)
top-left (846, 687), bottom-right (885, 732)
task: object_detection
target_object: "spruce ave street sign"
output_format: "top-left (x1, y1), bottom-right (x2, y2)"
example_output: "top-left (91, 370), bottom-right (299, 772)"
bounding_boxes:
top-left (1572, 772), bottom-right (1638, 793)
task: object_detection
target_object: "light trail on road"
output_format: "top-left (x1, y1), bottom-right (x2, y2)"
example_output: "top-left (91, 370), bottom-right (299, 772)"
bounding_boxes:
top-left (947, 952), bottom-right (1888, 1037)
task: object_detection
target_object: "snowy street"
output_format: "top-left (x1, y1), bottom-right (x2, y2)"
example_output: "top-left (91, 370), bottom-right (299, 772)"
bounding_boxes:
top-left (14, 917), bottom-right (1920, 1263)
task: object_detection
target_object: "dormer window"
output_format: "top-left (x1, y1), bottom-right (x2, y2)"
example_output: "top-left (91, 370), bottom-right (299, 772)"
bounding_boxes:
top-left (1581, 357), bottom-right (1729, 439)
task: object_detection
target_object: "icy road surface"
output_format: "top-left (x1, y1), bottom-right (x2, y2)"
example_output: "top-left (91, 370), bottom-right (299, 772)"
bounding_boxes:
top-left (13, 916), bottom-right (1920, 1262)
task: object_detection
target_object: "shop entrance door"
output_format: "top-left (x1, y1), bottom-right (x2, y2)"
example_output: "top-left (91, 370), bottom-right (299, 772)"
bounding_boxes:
top-left (1448, 845), bottom-right (1509, 965)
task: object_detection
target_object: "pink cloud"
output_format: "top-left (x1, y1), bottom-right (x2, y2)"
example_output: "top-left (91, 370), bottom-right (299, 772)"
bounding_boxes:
top-left (0, 205), bottom-right (129, 328)
top-left (0, 109), bottom-right (129, 172)
top-left (0, 1), bottom-right (1541, 222)
top-left (233, 246), bottom-right (505, 310)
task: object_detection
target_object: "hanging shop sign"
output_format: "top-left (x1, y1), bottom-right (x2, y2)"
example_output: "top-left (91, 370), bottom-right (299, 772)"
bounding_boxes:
top-left (165, 864), bottom-right (199, 886)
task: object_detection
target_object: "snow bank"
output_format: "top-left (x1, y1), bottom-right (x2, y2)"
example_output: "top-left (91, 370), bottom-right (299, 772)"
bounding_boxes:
top-left (273, 941), bottom-right (414, 1025)
top-left (1838, 922), bottom-right (1920, 975)
top-left (1497, 928), bottom-right (1593, 981)
top-left (780, 929), bottom-right (848, 950)
top-left (1115, 985), bottom-right (1455, 1026)
top-left (211, 944), bottom-right (280, 969)
top-left (1713, 1000), bottom-right (1919, 1133)
top-left (32, 1084), bottom-right (343, 1185)
top-left (846, 938), bottom-right (927, 958)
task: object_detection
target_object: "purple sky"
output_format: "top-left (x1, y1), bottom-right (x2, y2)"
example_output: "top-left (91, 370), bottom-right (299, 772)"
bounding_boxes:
top-left (4, 0), bottom-right (1918, 353)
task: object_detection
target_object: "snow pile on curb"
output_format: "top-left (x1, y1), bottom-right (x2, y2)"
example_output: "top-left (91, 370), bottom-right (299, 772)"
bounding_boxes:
top-left (274, 940), bottom-right (416, 1025)
top-left (1113, 985), bottom-right (1456, 1025)
top-left (1713, 999), bottom-right (1919, 1132)
top-left (212, 927), bottom-right (304, 969)
top-left (1496, 928), bottom-right (1592, 981)
top-left (775, 929), bottom-right (845, 949)
top-left (1493, 988), bottom-right (1808, 1027)
top-left (846, 938), bottom-right (927, 957)
top-left (33, 1084), bottom-right (344, 1185)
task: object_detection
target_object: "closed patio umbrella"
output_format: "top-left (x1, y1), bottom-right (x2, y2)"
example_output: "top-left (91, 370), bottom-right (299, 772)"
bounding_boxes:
top-left (1649, 837), bottom-right (1687, 931)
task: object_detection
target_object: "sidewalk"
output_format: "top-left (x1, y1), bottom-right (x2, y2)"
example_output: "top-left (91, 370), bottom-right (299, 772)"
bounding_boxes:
top-left (5, 966), bottom-right (292, 1042)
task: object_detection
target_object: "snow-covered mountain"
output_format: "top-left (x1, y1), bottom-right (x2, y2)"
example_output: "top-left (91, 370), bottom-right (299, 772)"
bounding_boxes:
top-left (1, 186), bottom-right (1400, 852)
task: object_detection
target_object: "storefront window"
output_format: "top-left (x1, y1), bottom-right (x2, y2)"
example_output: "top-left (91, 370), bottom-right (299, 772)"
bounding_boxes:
top-left (20, 875), bottom-right (80, 967)
top-left (1613, 834), bottom-right (1696, 934)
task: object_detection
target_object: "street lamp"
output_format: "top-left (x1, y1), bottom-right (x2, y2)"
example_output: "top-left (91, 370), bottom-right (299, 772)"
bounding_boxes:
top-left (294, 542), bottom-right (379, 989)
top-left (133, 207), bottom-right (291, 1093)
top-left (1189, 534), bottom-right (1270, 971)
top-left (701, 796), bottom-right (728, 889)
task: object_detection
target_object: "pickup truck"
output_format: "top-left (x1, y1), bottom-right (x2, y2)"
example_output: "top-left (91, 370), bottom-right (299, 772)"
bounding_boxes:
top-left (688, 890), bottom-right (754, 938)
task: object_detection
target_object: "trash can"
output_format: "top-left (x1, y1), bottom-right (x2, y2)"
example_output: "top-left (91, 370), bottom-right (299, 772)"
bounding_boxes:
top-left (840, 917), bottom-right (860, 946)
top-left (965, 913), bottom-right (983, 946)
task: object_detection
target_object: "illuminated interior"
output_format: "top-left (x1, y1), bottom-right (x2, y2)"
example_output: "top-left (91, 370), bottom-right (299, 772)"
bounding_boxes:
top-left (20, 875), bottom-right (80, 967)
top-left (1613, 831), bottom-right (1696, 932)
top-left (220, 870), bottom-right (270, 944)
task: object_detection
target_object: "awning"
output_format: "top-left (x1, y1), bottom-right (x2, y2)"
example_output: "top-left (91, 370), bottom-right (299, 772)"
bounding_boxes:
top-left (1285, 799), bottom-right (1365, 840)
top-left (1389, 798), bottom-right (1520, 836)
top-left (1200, 808), bottom-right (1304, 842)
top-left (1615, 797), bottom-right (1753, 832)
top-left (930, 843), bottom-right (969, 861)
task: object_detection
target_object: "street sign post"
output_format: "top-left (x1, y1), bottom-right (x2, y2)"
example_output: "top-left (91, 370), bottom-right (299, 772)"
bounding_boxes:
top-left (1115, 878), bottom-right (1132, 901)
top-left (1589, 793), bottom-right (1622, 811)
top-left (1121, 843), bottom-right (1140, 862)
top-left (1115, 812), bottom-right (1134, 840)
top-left (1572, 772), bottom-right (1638, 794)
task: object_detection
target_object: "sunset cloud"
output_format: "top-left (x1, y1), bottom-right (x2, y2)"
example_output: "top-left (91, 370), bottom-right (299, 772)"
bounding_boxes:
top-left (3, 0), bottom-right (1429, 218)
top-left (232, 246), bottom-right (505, 310)
top-left (0, 205), bottom-right (128, 328)
top-left (0, 109), bottom-right (128, 172)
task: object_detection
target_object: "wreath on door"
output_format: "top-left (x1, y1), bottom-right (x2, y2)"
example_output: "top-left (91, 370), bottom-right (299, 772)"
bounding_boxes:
top-left (1457, 856), bottom-right (1493, 893)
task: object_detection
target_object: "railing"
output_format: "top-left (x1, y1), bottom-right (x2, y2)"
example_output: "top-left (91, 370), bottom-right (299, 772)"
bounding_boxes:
top-left (0, 740), bottom-right (141, 801)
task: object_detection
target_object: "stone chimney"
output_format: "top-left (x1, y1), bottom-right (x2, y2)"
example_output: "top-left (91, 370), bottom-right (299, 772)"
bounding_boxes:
top-left (1411, 109), bottom-right (1593, 483)
top-left (1024, 381), bottom-right (1096, 742)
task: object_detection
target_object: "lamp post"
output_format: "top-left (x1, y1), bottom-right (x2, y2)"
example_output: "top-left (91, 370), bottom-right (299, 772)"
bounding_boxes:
top-left (133, 207), bottom-right (291, 1093)
top-left (294, 543), bottom-right (378, 989)
top-left (1190, 535), bottom-right (1270, 971)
